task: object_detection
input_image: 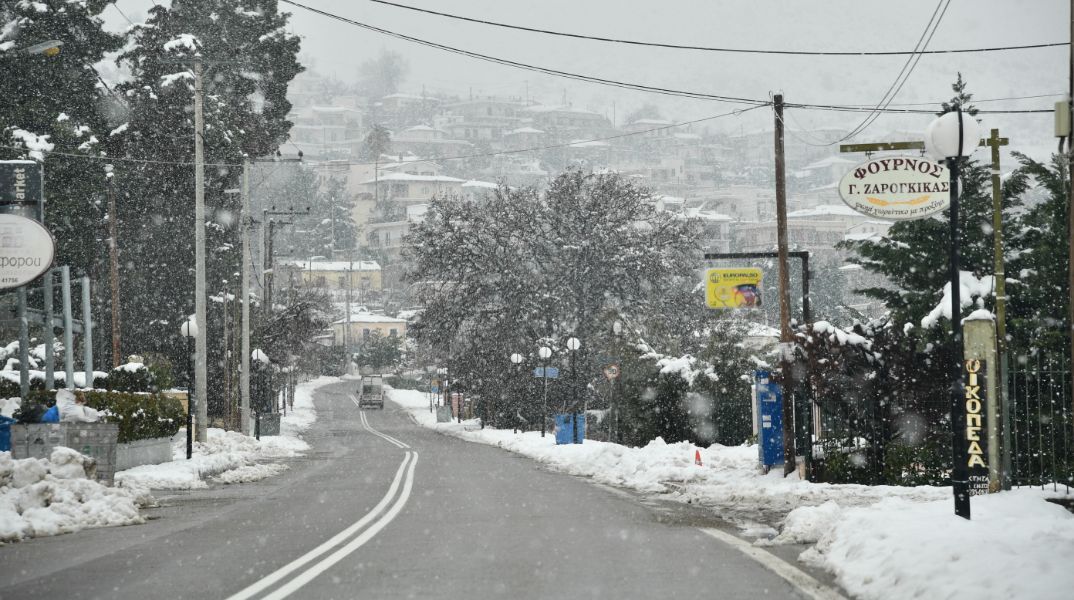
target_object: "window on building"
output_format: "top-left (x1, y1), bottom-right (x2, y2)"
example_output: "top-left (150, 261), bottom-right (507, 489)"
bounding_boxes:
top-left (315, 276), bottom-right (326, 286)
top-left (390, 329), bottom-right (398, 337)
top-left (338, 276), bottom-right (345, 288)
top-left (363, 328), bottom-right (371, 340)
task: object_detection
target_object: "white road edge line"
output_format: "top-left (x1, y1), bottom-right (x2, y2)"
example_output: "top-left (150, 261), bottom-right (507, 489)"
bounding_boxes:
top-left (262, 451), bottom-right (420, 600)
top-left (351, 397), bottom-right (410, 449)
top-left (698, 528), bottom-right (847, 600)
top-left (225, 452), bottom-right (413, 600)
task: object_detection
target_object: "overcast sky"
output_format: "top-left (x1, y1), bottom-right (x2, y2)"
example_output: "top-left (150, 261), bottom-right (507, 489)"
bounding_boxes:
top-left (108, 0), bottom-right (1066, 157)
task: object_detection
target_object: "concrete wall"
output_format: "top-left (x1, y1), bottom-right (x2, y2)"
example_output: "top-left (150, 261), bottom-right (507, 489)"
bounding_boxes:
top-left (116, 437), bottom-right (174, 472)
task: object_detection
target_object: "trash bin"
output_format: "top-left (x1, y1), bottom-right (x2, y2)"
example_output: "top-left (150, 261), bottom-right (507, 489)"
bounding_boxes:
top-left (0, 415), bottom-right (15, 452)
top-left (554, 413), bottom-right (586, 445)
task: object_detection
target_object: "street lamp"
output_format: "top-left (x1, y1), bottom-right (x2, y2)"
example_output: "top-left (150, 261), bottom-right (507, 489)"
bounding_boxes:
top-left (179, 316), bottom-right (198, 459)
top-left (566, 337), bottom-right (581, 443)
top-left (510, 353), bottom-right (524, 433)
top-left (925, 107), bottom-right (981, 521)
top-left (538, 345), bottom-right (552, 437)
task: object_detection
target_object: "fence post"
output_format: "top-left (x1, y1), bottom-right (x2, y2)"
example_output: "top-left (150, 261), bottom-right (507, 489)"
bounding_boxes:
top-left (964, 316), bottom-right (1001, 492)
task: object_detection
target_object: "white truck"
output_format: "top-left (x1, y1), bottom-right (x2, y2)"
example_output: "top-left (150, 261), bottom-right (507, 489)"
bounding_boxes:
top-left (357, 375), bottom-right (384, 409)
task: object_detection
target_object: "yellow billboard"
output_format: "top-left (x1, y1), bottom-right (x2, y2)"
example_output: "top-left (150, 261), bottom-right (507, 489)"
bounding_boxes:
top-left (705, 268), bottom-right (763, 309)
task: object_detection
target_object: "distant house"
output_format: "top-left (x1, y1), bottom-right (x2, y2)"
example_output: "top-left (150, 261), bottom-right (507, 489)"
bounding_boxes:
top-left (332, 312), bottom-right (408, 348)
top-left (278, 260), bottom-right (383, 302)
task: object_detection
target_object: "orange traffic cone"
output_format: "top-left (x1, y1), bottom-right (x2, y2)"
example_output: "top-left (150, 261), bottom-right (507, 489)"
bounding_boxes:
top-left (694, 449), bottom-right (703, 466)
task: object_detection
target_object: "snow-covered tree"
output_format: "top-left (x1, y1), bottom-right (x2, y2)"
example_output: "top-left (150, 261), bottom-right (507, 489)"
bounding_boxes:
top-left (405, 169), bottom-right (702, 427)
top-left (108, 0), bottom-right (302, 414)
top-left (0, 0), bottom-right (122, 275)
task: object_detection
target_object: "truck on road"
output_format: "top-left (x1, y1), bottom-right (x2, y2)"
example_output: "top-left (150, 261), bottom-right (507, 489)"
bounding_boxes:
top-left (358, 375), bottom-right (384, 409)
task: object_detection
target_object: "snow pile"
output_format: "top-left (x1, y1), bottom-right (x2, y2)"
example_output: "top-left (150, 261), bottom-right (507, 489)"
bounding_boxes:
top-left (389, 388), bottom-right (946, 526)
top-left (1, 448), bottom-right (151, 543)
top-left (922, 271), bottom-right (995, 328)
top-left (798, 491), bottom-right (1074, 600)
top-left (116, 376), bottom-right (334, 490)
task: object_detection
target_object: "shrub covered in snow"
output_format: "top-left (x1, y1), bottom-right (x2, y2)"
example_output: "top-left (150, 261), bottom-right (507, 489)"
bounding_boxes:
top-left (15, 390), bottom-right (183, 443)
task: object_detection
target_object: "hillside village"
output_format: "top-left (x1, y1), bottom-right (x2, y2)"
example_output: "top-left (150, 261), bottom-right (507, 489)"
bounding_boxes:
top-left (277, 66), bottom-right (897, 336)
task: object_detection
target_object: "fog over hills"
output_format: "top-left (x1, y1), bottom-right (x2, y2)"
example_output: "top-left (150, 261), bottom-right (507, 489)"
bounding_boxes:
top-left (108, 0), bottom-right (1065, 158)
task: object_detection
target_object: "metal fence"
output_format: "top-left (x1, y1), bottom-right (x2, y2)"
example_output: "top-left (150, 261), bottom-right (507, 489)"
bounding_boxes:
top-left (1008, 354), bottom-right (1073, 492)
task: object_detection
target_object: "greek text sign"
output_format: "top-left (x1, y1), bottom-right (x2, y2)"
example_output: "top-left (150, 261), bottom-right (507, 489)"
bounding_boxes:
top-left (706, 268), bottom-right (762, 309)
top-left (838, 156), bottom-right (950, 221)
top-left (964, 359), bottom-right (989, 496)
top-left (0, 214), bottom-right (55, 289)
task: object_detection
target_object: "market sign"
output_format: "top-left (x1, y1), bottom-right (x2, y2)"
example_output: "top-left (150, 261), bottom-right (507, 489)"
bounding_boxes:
top-left (0, 160), bottom-right (43, 206)
top-left (0, 213), bottom-right (55, 289)
top-left (838, 156), bottom-right (950, 221)
top-left (705, 268), bottom-right (762, 309)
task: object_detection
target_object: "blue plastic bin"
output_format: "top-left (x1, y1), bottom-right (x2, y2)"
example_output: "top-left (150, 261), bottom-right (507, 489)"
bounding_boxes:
top-left (554, 413), bottom-right (586, 445)
top-left (0, 416), bottom-right (15, 452)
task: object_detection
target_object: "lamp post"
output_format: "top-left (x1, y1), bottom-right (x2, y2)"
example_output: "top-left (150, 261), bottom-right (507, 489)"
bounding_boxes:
top-left (180, 316), bottom-right (198, 459)
top-left (510, 353), bottom-right (524, 433)
top-left (925, 107), bottom-right (981, 520)
top-left (566, 337), bottom-right (581, 443)
top-left (612, 320), bottom-right (623, 443)
top-left (538, 346), bottom-right (552, 437)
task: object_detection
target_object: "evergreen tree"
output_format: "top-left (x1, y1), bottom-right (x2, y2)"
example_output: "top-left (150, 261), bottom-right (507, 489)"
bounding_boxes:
top-left (840, 75), bottom-right (1027, 327)
top-left (1006, 152), bottom-right (1070, 356)
top-left (109, 1), bottom-right (302, 412)
top-left (0, 0), bottom-right (122, 279)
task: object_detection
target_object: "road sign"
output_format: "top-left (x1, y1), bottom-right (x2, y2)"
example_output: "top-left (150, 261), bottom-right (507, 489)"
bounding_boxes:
top-left (705, 268), bottom-right (762, 309)
top-left (603, 364), bottom-right (620, 380)
top-left (0, 214), bottom-right (55, 290)
top-left (533, 366), bottom-right (559, 379)
top-left (838, 155), bottom-right (950, 221)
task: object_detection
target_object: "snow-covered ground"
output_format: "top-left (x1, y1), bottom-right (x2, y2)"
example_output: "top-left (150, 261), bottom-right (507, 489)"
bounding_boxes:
top-left (1, 376), bottom-right (335, 543)
top-left (116, 376), bottom-right (334, 490)
top-left (388, 388), bottom-right (1074, 600)
top-left (1, 447), bottom-right (153, 543)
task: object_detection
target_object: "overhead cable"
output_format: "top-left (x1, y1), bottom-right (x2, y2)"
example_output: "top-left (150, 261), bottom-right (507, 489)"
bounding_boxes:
top-left (363, 0), bottom-right (1067, 56)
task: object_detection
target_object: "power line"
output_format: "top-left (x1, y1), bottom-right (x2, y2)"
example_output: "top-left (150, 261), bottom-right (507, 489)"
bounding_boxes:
top-left (832, 0), bottom-right (950, 145)
top-left (279, 0), bottom-right (766, 106)
top-left (362, 0), bottom-right (1067, 57)
top-left (279, 0), bottom-right (1053, 115)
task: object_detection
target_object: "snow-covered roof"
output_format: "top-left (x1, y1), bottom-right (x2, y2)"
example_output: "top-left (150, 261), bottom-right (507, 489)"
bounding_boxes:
top-left (802, 156), bottom-right (856, 170)
top-left (787, 204), bottom-right (864, 219)
top-left (462, 179), bottom-right (498, 189)
top-left (505, 127), bottom-right (545, 135)
top-left (630, 118), bottom-right (674, 126)
top-left (404, 125), bottom-right (441, 132)
top-left (361, 173), bottom-right (466, 185)
top-left (280, 260), bottom-right (381, 272)
top-left (568, 139), bottom-right (610, 148)
top-left (333, 312), bottom-right (408, 325)
top-left (522, 104), bottom-right (603, 117)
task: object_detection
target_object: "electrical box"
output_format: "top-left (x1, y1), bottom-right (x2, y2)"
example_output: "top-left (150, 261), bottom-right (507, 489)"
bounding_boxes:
top-left (1057, 100), bottom-right (1071, 138)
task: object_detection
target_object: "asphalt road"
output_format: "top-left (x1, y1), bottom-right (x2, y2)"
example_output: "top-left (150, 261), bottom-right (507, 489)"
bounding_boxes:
top-left (0, 380), bottom-right (824, 599)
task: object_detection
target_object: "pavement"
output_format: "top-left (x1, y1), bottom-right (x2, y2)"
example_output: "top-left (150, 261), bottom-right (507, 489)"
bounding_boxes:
top-left (0, 380), bottom-right (837, 599)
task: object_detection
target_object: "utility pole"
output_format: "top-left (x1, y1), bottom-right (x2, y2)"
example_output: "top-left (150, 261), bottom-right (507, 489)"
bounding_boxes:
top-left (194, 55), bottom-right (208, 443)
top-left (106, 164), bottom-right (121, 368)
top-left (241, 158), bottom-right (252, 435)
top-left (772, 93), bottom-right (796, 476)
top-left (1068, 0), bottom-right (1074, 443)
top-left (986, 129), bottom-right (1012, 489)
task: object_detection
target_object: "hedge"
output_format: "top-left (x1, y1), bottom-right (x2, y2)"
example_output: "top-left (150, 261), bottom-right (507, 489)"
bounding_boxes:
top-left (15, 389), bottom-right (184, 444)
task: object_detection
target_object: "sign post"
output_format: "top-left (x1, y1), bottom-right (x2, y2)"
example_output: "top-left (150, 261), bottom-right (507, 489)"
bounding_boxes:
top-left (838, 156), bottom-right (951, 221)
top-left (0, 214), bottom-right (55, 290)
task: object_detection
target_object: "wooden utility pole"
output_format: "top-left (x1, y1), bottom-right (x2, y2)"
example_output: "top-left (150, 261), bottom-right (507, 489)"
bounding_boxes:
top-left (773, 94), bottom-right (796, 476)
top-left (986, 129), bottom-right (1012, 488)
top-left (106, 164), bottom-right (121, 368)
